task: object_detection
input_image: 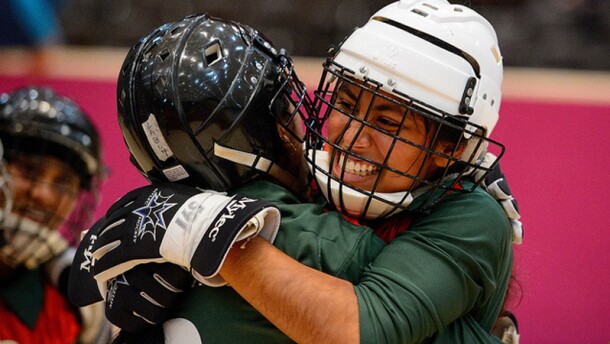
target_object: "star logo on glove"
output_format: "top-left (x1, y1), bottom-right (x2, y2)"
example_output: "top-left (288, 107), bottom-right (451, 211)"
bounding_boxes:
top-left (133, 190), bottom-right (177, 241)
top-left (106, 274), bottom-right (130, 309)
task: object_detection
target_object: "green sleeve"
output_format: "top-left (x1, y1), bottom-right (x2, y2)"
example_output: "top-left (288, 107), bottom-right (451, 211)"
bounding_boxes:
top-left (174, 180), bottom-right (386, 343)
top-left (239, 180), bottom-right (386, 281)
top-left (355, 188), bottom-right (513, 344)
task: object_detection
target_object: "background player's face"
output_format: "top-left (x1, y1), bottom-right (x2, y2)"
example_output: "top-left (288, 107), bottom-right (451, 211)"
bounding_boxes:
top-left (7, 155), bottom-right (81, 231)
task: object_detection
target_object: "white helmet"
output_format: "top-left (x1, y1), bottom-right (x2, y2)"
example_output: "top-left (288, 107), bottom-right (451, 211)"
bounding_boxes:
top-left (337, 0), bottom-right (503, 136)
top-left (307, 0), bottom-right (505, 219)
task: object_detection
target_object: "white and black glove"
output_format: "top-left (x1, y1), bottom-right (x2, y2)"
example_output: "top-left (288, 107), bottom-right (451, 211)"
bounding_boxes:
top-left (475, 152), bottom-right (523, 244)
top-left (69, 223), bottom-right (196, 334)
top-left (104, 263), bottom-right (196, 333)
top-left (88, 183), bottom-right (280, 286)
top-left (69, 220), bottom-right (107, 307)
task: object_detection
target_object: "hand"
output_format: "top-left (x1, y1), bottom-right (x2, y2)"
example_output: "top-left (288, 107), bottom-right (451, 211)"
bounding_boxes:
top-left (69, 223), bottom-right (196, 333)
top-left (89, 183), bottom-right (280, 286)
top-left (475, 152), bottom-right (523, 244)
top-left (104, 263), bottom-right (196, 333)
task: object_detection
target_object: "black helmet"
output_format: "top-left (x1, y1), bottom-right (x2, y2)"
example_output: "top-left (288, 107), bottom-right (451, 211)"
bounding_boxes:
top-left (117, 13), bottom-right (311, 191)
top-left (0, 86), bottom-right (102, 189)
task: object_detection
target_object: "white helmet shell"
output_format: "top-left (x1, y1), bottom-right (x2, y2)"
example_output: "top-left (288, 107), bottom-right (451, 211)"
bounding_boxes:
top-left (334, 0), bottom-right (503, 136)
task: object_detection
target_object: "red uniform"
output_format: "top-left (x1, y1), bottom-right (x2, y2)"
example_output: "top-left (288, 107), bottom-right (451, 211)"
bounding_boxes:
top-left (0, 270), bottom-right (80, 344)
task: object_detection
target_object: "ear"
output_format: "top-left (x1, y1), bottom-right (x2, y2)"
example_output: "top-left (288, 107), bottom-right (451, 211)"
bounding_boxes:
top-left (276, 124), bottom-right (298, 152)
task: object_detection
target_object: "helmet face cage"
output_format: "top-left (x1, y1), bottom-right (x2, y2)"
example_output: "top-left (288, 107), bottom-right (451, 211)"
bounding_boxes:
top-left (118, 13), bottom-right (312, 192)
top-left (4, 149), bottom-right (82, 226)
top-left (268, 53), bottom-right (311, 143)
top-left (0, 150), bottom-right (82, 268)
top-left (306, 59), bottom-right (505, 217)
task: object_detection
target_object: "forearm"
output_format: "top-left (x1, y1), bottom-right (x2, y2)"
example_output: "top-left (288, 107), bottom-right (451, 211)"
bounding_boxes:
top-left (220, 236), bottom-right (359, 344)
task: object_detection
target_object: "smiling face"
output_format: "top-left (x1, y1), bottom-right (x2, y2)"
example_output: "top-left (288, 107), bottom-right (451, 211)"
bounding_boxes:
top-left (326, 80), bottom-right (449, 195)
top-left (7, 154), bottom-right (81, 231)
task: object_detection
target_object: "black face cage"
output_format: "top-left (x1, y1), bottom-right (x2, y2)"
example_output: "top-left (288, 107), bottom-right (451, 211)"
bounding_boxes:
top-left (267, 51), bottom-right (313, 143)
top-left (305, 59), bottom-right (505, 216)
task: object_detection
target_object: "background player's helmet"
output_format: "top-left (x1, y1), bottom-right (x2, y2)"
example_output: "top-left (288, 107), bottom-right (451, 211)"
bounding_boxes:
top-left (117, 13), bottom-right (311, 191)
top-left (0, 86), bottom-right (103, 268)
top-left (307, 0), bottom-right (505, 219)
top-left (0, 86), bottom-right (102, 189)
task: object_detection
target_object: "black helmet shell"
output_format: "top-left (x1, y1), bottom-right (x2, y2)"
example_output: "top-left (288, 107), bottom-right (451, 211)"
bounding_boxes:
top-left (118, 13), bottom-right (306, 190)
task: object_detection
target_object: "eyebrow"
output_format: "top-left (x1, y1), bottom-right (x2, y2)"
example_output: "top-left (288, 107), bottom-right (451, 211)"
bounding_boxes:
top-left (337, 83), bottom-right (359, 101)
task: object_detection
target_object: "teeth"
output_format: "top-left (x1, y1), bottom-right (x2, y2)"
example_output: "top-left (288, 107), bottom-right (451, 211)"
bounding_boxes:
top-left (337, 153), bottom-right (378, 176)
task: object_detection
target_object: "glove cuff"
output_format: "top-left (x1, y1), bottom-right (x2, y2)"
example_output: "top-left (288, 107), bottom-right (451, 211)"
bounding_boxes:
top-left (189, 195), bottom-right (280, 286)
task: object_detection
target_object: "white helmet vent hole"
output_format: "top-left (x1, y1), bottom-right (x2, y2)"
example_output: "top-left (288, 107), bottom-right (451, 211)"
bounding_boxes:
top-left (204, 42), bottom-right (223, 66)
top-left (482, 93), bottom-right (487, 100)
top-left (411, 9), bottom-right (429, 17)
top-left (422, 3), bottom-right (438, 10)
top-left (491, 99), bottom-right (495, 106)
top-left (454, 7), bottom-right (463, 12)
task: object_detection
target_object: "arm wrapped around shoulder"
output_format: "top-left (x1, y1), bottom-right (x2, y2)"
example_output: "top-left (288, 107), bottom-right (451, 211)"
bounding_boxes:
top-left (87, 183), bottom-right (281, 287)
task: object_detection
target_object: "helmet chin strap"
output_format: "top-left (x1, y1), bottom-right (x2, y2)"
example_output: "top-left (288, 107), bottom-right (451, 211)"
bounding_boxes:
top-left (0, 213), bottom-right (68, 270)
top-left (213, 143), bottom-right (309, 197)
top-left (308, 149), bottom-right (414, 220)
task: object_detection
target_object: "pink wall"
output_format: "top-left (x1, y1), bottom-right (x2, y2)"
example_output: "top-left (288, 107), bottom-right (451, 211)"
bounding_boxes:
top-left (492, 100), bottom-right (610, 343)
top-left (1, 75), bottom-right (609, 343)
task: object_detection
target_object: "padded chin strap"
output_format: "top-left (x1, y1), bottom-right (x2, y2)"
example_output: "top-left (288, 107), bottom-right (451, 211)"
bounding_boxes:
top-left (213, 143), bottom-right (306, 195)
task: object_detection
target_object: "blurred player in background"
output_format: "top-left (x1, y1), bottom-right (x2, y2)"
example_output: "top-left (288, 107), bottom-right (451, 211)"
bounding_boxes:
top-left (0, 86), bottom-right (111, 343)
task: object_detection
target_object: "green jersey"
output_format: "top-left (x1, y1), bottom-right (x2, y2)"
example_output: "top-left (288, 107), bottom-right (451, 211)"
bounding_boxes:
top-left (172, 179), bottom-right (512, 344)
top-left (356, 183), bottom-right (513, 343)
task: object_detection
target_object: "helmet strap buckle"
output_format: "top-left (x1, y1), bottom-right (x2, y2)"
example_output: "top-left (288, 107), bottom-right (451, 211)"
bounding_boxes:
top-left (459, 77), bottom-right (477, 115)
